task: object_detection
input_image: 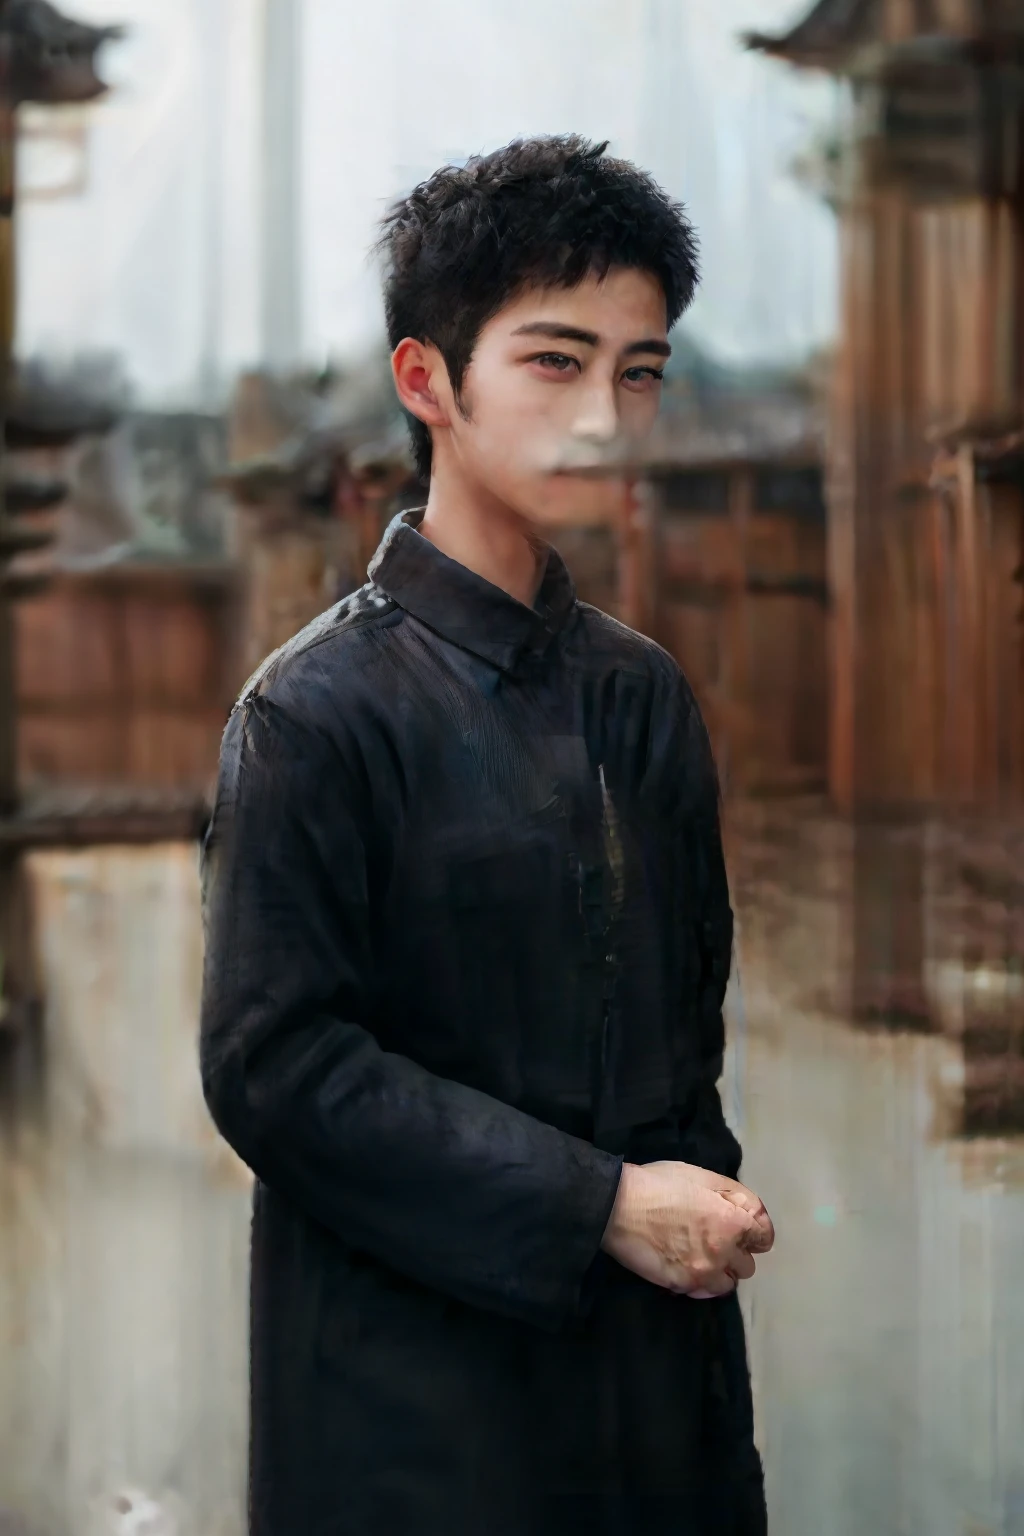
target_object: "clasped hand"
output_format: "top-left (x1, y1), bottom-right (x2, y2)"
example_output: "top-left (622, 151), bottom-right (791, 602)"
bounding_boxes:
top-left (601, 1160), bottom-right (774, 1298)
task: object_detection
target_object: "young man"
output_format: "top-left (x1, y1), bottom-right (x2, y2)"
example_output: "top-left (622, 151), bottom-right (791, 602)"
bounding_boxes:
top-left (201, 135), bottom-right (775, 1536)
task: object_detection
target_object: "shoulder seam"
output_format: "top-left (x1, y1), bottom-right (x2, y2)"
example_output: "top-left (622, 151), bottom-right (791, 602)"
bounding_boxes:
top-left (236, 594), bottom-right (399, 708)
top-left (574, 602), bottom-right (680, 667)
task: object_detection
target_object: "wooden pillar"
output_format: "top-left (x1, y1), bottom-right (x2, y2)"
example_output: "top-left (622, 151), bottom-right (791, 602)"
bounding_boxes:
top-left (930, 436), bottom-right (1024, 809)
top-left (827, 179), bottom-right (1024, 1021)
top-left (725, 465), bottom-right (753, 792)
top-left (829, 190), bottom-right (941, 811)
top-left (0, 14), bottom-right (17, 815)
top-left (828, 193), bottom-right (937, 1024)
top-left (228, 498), bottom-right (339, 681)
top-left (617, 477), bottom-right (655, 637)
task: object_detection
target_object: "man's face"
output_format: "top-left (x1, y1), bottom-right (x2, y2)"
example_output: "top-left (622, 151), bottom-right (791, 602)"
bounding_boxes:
top-left (407, 267), bottom-right (670, 528)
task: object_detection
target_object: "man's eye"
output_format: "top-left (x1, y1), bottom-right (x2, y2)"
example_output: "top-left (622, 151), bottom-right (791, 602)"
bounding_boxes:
top-left (623, 366), bottom-right (664, 385)
top-left (534, 353), bottom-right (578, 372)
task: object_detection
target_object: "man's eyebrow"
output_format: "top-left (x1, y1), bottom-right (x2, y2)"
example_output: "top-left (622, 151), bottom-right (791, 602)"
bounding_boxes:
top-left (512, 322), bottom-right (600, 346)
top-left (511, 321), bottom-right (671, 359)
top-left (624, 337), bottom-right (672, 359)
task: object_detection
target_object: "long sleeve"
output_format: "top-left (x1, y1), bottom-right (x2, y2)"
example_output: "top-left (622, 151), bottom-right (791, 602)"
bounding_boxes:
top-left (645, 668), bottom-right (742, 1175)
top-left (686, 709), bottom-right (734, 1084)
top-left (199, 692), bottom-right (623, 1331)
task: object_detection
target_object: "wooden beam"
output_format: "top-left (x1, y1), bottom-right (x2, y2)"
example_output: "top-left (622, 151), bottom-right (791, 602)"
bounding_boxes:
top-left (0, 802), bottom-right (210, 850)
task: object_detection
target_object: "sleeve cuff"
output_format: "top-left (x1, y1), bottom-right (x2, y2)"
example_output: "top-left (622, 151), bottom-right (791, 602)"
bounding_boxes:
top-left (555, 1150), bottom-right (624, 1330)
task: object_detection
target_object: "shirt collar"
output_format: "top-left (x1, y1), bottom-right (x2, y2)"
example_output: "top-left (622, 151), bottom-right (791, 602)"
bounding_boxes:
top-left (368, 508), bottom-right (577, 673)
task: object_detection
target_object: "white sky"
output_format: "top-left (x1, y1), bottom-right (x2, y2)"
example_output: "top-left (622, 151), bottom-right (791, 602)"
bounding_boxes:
top-left (17, 0), bottom-right (837, 406)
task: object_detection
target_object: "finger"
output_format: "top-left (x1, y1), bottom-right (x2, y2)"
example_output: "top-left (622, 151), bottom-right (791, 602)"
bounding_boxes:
top-left (744, 1208), bottom-right (775, 1254)
top-left (714, 1206), bottom-right (768, 1259)
top-left (726, 1200), bottom-right (774, 1254)
top-left (719, 1183), bottom-right (768, 1221)
top-left (727, 1248), bottom-right (756, 1282)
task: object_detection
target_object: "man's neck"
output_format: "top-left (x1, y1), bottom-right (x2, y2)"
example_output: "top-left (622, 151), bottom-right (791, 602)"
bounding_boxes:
top-left (418, 472), bottom-right (546, 610)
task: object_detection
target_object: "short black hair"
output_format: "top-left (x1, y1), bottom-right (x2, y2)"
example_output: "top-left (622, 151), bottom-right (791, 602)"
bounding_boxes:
top-left (377, 135), bottom-right (699, 481)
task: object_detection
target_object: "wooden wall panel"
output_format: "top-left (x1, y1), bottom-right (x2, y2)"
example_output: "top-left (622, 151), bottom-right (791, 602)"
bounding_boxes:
top-left (660, 514), bottom-right (737, 589)
top-left (649, 470), bottom-right (829, 794)
top-left (826, 185), bottom-right (1024, 812)
top-left (14, 569), bottom-right (239, 797)
top-left (988, 482), bottom-right (1024, 800)
top-left (936, 461), bottom-right (1024, 807)
top-left (916, 201), bottom-right (1021, 440)
top-left (660, 600), bottom-right (723, 696)
top-left (122, 592), bottom-right (224, 706)
top-left (549, 524), bottom-right (619, 618)
top-left (659, 598), bottom-right (730, 770)
top-left (747, 592), bottom-right (829, 790)
top-left (16, 587), bottom-right (121, 705)
top-left (17, 714), bottom-right (127, 786)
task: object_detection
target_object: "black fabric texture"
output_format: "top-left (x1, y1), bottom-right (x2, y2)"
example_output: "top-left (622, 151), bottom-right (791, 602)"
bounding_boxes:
top-left (200, 509), bottom-right (761, 1535)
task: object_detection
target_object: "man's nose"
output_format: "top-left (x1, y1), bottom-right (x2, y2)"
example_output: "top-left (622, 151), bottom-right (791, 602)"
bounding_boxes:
top-left (569, 383), bottom-right (618, 444)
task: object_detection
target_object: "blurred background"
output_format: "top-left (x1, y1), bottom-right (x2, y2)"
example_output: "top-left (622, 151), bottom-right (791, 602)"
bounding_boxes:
top-left (0, 1), bottom-right (1023, 1532)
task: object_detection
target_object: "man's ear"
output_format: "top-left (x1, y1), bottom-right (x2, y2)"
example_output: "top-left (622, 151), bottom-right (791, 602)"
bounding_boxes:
top-left (391, 339), bottom-right (451, 431)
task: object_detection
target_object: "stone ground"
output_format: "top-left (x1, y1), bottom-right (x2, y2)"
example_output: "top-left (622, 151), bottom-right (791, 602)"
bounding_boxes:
top-left (725, 800), bottom-right (1024, 1536)
top-left (4, 820), bottom-right (1024, 1534)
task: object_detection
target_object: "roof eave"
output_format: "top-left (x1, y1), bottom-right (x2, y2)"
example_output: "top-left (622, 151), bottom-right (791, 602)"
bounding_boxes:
top-left (744, 29), bottom-right (856, 71)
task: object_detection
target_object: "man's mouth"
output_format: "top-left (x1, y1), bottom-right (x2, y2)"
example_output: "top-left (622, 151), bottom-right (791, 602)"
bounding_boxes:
top-left (547, 438), bottom-right (647, 477)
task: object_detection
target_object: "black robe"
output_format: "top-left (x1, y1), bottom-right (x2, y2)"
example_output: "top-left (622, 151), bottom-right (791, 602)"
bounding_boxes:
top-left (200, 509), bottom-right (766, 1536)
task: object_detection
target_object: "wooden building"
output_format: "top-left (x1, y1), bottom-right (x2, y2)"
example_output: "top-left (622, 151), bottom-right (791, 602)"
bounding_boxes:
top-left (0, 4), bottom-right (126, 860)
top-left (218, 371), bottom-right (408, 680)
top-left (224, 360), bottom-right (832, 800)
top-left (750, 0), bottom-right (1024, 815)
top-left (750, 1), bottom-right (1024, 1038)
top-left (0, 16), bottom-right (257, 1536)
top-left (635, 451), bottom-right (829, 796)
top-left (14, 562), bottom-right (239, 820)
